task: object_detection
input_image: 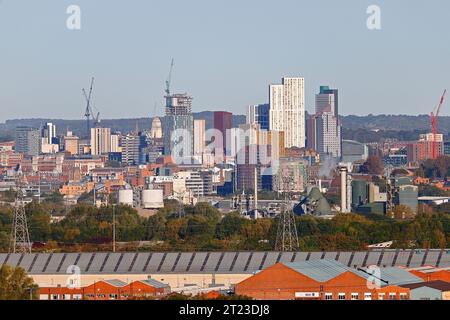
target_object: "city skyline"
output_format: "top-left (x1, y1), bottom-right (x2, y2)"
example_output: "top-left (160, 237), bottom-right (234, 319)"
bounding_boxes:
top-left (0, 0), bottom-right (449, 122)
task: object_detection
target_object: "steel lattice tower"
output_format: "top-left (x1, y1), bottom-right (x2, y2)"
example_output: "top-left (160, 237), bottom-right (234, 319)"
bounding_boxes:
top-left (274, 173), bottom-right (299, 251)
top-left (9, 188), bottom-right (31, 254)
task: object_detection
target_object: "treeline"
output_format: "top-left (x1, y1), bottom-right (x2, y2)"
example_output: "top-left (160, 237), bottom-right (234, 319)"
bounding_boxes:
top-left (417, 156), bottom-right (450, 179)
top-left (342, 128), bottom-right (425, 143)
top-left (0, 201), bottom-right (449, 252)
top-left (341, 114), bottom-right (450, 133)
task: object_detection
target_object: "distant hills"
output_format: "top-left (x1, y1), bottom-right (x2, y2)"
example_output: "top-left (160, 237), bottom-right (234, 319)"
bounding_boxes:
top-left (340, 114), bottom-right (450, 132)
top-left (0, 113), bottom-right (448, 142)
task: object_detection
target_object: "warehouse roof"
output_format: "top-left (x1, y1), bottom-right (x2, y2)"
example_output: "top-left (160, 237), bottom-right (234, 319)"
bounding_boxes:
top-left (140, 278), bottom-right (170, 289)
top-left (284, 259), bottom-right (369, 282)
top-left (0, 249), bottom-right (448, 275)
top-left (400, 280), bottom-right (450, 291)
top-left (283, 260), bottom-right (423, 285)
top-left (376, 267), bottom-right (424, 286)
top-left (103, 279), bottom-right (128, 287)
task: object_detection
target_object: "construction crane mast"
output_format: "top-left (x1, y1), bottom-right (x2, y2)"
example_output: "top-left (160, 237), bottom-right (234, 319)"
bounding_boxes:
top-left (430, 90), bottom-right (447, 160)
top-left (165, 58), bottom-right (174, 96)
top-left (83, 77), bottom-right (100, 140)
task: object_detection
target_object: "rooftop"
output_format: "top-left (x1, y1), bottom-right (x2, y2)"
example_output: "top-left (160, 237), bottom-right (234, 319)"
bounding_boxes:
top-left (0, 249), bottom-right (448, 275)
top-left (400, 280), bottom-right (450, 291)
top-left (284, 260), bottom-right (423, 286)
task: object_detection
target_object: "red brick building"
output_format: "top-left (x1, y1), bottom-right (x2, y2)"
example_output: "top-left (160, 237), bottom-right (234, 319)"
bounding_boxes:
top-left (38, 278), bottom-right (170, 300)
top-left (409, 269), bottom-right (450, 283)
top-left (235, 260), bottom-right (418, 300)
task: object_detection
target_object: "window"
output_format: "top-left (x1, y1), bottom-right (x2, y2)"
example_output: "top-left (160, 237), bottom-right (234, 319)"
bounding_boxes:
top-left (400, 293), bottom-right (407, 300)
top-left (51, 294), bottom-right (59, 300)
top-left (351, 293), bottom-right (359, 300)
top-left (338, 293), bottom-right (346, 300)
top-left (63, 294), bottom-right (71, 300)
top-left (364, 293), bottom-right (372, 300)
top-left (73, 294), bottom-right (82, 300)
top-left (109, 294), bottom-right (118, 300)
top-left (378, 293), bottom-right (385, 300)
top-left (389, 293), bottom-right (396, 300)
top-left (325, 293), bottom-right (333, 300)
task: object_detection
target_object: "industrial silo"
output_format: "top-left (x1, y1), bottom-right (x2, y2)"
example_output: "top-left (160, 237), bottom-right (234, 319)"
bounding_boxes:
top-left (118, 189), bottom-right (134, 207)
top-left (141, 189), bottom-right (164, 209)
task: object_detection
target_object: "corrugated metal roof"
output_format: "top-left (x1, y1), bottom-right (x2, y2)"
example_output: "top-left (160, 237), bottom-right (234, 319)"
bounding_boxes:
top-left (283, 260), bottom-right (424, 286)
top-left (104, 279), bottom-right (127, 287)
top-left (284, 260), bottom-right (370, 282)
top-left (377, 267), bottom-right (424, 286)
top-left (141, 278), bottom-right (169, 289)
top-left (0, 250), bottom-right (448, 275)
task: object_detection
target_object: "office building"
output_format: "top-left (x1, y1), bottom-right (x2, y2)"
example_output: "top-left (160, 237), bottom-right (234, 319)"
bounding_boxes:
top-left (308, 110), bottom-right (341, 158)
top-left (110, 134), bottom-right (121, 153)
top-left (163, 93), bottom-right (194, 161)
top-left (90, 127), bottom-right (111, 155)
top-left (193, 119), bottom-right (206, 163)
top-left (213, 111), bottom-right (232, 152)
top-left (15, 126), bottom-right (41, 156)
top-left (307, 86), bottom-right (342, 158)
top-left (122, 133), bottom-right (146, 165)
top-left (247, 104), bottom-right (270, 130)
top-left (269, 77), bottom-right (305, 148)
top-left (42, 122), bottom-right (57, 145)
top-left (315, 86), bottom-right (339, 116)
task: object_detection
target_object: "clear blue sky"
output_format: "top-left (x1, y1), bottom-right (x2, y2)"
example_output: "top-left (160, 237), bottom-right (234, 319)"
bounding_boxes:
top-left (0, 0), bottom-right (449, 122)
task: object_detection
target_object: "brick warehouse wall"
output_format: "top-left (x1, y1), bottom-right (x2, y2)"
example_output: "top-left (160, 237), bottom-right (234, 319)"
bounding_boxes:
top-left (235, 263), bottom-right (411, 300)
top-left (235, 263), bottom-right (322, 300)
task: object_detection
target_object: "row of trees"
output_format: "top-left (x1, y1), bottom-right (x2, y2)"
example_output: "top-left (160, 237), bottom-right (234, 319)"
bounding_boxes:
top-left (417, 156), bottom-right (450, 179)
top-left (0, 200), bottom-right (449, 252)
top-left (0, 265), bottom-right (38, 300)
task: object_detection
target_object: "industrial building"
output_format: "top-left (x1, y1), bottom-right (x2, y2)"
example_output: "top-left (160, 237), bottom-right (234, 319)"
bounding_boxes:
top-left (341, 140), bottom-right (369, 163)
top-left (399, 281), bottom-right (450, 300)
top-left (235, 259), bottom-right (421, 300)
top-left (38, 278), bottom-right (170, 300)
top-left (0, 250), bottom-right (448, 290)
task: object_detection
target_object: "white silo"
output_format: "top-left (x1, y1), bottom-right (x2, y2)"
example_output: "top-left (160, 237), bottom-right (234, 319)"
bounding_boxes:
top-left (118, 189), bottom-right (134, 207)
top-left (141, 189), bottom-right (164, 209)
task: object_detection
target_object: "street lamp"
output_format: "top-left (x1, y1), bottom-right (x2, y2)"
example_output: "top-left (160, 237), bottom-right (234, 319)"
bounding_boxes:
top-left (112, 204), bottom-right (116, 253)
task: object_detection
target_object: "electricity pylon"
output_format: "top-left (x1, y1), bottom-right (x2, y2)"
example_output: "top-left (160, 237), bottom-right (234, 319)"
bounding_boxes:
top-left (274, 172), bottom-right (299, 251)
top-left (9, 187), bottom-right (31, 253)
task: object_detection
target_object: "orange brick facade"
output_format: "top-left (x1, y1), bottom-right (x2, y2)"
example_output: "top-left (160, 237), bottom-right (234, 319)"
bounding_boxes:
top-left (409, 270), bottom-right (450, 283)
top-left (235, 263), bottom-right (410, 300)
top-left (39, 280), bottom-right (170, 300)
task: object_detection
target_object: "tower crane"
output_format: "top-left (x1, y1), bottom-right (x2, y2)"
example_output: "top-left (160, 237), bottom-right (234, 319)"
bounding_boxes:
top-left (165, 58), bottom-right (174, 96)
top-left (82, 77), bottom-right (100, 139)
top-left (430, 90), bottom-right (447, 159)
